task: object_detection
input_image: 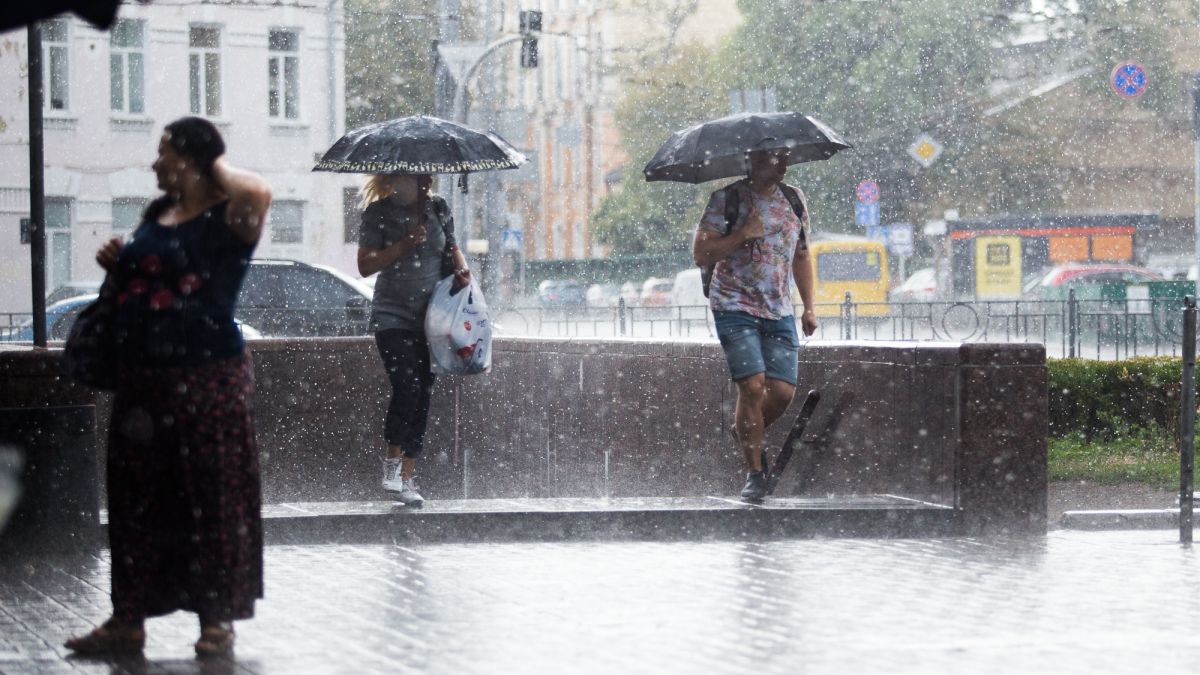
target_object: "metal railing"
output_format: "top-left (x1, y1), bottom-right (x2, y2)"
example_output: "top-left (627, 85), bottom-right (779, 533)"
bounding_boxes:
top-left (495, 291), bottom-right (1194, 359)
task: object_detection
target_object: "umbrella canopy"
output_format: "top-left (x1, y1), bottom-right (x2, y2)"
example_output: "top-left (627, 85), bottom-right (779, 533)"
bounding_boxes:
top-left (313, 115), bottom-right (526, 175)
top-left (643, 112), bottom-right (852, 184)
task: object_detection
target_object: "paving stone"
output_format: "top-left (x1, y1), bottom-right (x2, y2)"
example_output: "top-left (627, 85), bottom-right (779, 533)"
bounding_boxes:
top-left (2, 531), bottom-right (1200, 674)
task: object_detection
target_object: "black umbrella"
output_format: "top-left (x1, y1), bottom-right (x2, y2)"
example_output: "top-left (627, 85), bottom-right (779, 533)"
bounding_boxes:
top-left (643, 111), bottom-right (852, 184)
top-left (313, 115), bottom-right (526, 175)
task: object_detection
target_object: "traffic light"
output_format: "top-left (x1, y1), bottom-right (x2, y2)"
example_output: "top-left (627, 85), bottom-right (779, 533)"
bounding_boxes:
top-left (519, 10), bottom-right (541, 68)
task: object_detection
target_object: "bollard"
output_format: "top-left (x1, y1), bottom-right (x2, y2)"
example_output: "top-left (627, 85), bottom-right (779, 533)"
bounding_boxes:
top-left (617, 297), bottom-right (626, 336)
top-left (842, 291), bottom-right (853, 340)
top-left (1181, 296), bottom-right (1196, 544)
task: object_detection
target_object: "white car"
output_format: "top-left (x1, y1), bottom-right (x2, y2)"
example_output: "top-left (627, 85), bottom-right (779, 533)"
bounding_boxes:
top-left (890, 267), bottom-right (938, 302)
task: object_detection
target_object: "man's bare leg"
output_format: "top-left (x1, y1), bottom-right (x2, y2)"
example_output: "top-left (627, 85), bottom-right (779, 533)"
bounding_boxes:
top-left (761, 380), bottom-right (797, 431)
top-left (734, 373), bottom-right (768, 472)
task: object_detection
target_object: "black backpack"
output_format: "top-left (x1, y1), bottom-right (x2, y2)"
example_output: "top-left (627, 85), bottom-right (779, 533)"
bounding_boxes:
top-left (700, 182), bottom-right (807, 297)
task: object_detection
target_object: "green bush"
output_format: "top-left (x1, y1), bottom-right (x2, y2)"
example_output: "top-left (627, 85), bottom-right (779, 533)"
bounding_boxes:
top-left (1048, 357), bottom-right (1183, 441)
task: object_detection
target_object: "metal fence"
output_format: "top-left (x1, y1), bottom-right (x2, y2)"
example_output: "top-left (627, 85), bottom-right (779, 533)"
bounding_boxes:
top-left (496, 290), bottom-right (1194, 360)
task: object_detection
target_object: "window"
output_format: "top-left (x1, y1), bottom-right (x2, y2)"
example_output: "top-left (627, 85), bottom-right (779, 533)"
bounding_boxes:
top-left (189, 25), bottom-right (221, 116)
top-left (573, 221), bottom-right (584, 258)
top-left (343, 187), bottom-right (361, 244)
top-left (269, 200), bottom-right (303, 243)
top-left (111, 197), bottom-right (148, 233)
top-left (110, 19), bottom-right (145, 114)
top-left (817, 251), bottom-right (882, 282)
top-left (268, 29), bottom-right (300, 119)
top-left (46, 198), bottom-right (72, 290)
top-left (43, 18), bottom-right (69, 111)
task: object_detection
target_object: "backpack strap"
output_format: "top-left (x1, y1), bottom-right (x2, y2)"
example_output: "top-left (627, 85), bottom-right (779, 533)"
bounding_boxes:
top-left (704, 183), bottom-right (745, 298)
top-left (722, 184), bottom-right (741, 234)
top-left (779, 183), bottom-right (806, 223)
top-left (779, 183), bottom-right (809, 248)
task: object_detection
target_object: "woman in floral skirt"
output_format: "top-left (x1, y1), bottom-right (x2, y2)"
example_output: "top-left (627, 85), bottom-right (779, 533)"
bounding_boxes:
top-left (64, 117), bottom-right (271, 658)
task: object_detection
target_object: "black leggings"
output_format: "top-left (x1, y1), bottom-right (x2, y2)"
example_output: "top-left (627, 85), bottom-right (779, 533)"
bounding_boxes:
top-left (374, 328), bottom-right (436, 459)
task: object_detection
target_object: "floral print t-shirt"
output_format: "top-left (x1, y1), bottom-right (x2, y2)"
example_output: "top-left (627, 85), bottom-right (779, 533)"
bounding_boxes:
top-left (697, 179), bottom-right (809, 320)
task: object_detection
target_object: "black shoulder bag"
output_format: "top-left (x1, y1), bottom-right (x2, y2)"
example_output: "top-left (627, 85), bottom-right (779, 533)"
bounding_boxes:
top-left (62, 275), bottom-right (119, 390)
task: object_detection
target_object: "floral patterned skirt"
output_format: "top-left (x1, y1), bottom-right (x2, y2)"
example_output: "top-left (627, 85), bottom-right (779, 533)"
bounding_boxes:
top-left (106, 352), bottom-right (263, 622)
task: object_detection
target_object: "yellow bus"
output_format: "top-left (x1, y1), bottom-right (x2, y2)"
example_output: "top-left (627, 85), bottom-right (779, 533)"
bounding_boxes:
top-left (797, 237), bottom-right (890, 318)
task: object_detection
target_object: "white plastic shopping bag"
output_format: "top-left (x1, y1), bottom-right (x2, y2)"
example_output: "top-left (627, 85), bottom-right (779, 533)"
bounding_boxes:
top-left (425, 275), bottom-right (492, 375)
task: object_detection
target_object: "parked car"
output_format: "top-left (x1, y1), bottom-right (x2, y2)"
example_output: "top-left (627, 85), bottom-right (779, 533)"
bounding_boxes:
top-left (0, 293), bottom-right (263, 343)
top-left (670, 268), bottom-right (705, 307)
top-left (890, 267), bottom-right (938, 302)
top-left (46, 281), bottom-right (103, 305)
top-left (237, 259), bottom-right (374, 336)
top-left (670, 268), bottom-right (711, 324)
top-left (537, 279), bottom-right (587, 308)
top-left (639, 277), bottom-right (673, 306)
top-left (620, 282), bottom-right (640, 307)
top-left (1, 294), bottom-right (98, 343)
top-left (1023, 263), bottom-right (1163, 298)
top-left (585, 283), bottom-right (622, 307)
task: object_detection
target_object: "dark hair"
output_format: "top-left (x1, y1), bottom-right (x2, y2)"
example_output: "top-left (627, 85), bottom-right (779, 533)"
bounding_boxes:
top-left (164, 116), bottom-right (225, 176)
top-left (143, 117), bottom-right (226, 222)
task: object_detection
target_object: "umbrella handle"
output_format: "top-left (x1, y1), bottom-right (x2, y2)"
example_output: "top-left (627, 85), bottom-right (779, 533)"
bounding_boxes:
top-left (458, 173), bottom-right (469, 194)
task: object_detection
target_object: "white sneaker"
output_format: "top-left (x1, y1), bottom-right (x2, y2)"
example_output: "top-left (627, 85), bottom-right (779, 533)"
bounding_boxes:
top-left (397, 478), bottom-right (424, 507)
top-left (382, 458), bottom-right (404, 493)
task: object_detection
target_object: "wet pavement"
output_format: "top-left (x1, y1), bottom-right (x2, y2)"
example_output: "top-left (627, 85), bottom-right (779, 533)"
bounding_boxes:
top-left (3, 530), bottom-right (1200, 674)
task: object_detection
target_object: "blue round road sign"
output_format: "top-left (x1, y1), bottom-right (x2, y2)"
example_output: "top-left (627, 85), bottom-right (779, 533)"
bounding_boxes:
top-left (856, 180), bottom-right (879, 204)
top-left (1110, 62), bottom-right (1147, 99)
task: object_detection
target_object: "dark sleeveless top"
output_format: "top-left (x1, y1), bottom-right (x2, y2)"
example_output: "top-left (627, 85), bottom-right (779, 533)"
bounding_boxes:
top-left (111, 201), bottom-right (257, 367)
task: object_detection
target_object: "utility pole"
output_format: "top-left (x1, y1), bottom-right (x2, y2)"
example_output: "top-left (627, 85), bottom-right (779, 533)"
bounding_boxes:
top-left (27, 22), bottom-right (46, 347)
top-left (480, 0), bottom-right (502, 295)
top-left (1193, 72), bottom-right (1200, 294)
top-left (434, 0), bottom-right (461, 200)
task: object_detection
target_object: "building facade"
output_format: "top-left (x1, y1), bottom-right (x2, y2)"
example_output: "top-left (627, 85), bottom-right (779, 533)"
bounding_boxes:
top-left (0, 1), bottom-right (355, 313)
top-left (449, 0), bottom-right (739, 298)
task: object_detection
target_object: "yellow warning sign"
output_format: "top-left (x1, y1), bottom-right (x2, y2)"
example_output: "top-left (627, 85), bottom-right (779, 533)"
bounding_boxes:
top-left (908, 133), bottom-right (944, 168)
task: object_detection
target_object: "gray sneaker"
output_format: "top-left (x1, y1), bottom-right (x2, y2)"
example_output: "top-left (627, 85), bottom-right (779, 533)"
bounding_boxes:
top-left (382, 458), bottom-right (404, 493)
top-left (397, 477), bottom-right (425, 507)
top-left (740, 471), bottom-right (767, 503)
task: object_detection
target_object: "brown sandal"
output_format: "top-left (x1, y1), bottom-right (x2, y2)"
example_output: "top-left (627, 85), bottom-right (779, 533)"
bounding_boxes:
top-left (195, 625), bottom-right (235, 658)
top-left (64, 619), bottom-right (145, 654)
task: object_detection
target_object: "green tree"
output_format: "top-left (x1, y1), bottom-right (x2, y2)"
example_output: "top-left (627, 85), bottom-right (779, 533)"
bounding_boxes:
top-left (591, 43), bottom-right (727, 254)
top-left (344, 0), bottom-right (438, 129)
top-left (719, 0), bottom-right (1061, 228)
top-left (1044, 0), bottom-right (1187, 115)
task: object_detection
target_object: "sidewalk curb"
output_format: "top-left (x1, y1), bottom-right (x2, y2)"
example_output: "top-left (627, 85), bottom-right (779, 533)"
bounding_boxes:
top-left (1058, 509), bottom-right (1180, 530)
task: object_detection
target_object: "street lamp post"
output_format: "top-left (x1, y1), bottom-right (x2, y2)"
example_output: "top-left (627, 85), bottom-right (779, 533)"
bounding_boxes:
top-left (445, 33), bottom-right (525, 292)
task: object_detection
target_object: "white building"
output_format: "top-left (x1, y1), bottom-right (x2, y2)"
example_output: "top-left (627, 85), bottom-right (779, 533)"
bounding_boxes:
top-left (0, 1), bottom-right (357, 313)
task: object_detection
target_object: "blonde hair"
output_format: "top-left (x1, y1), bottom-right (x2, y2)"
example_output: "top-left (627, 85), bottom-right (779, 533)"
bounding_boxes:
top-left (359, 174), bottom-right (396, 209)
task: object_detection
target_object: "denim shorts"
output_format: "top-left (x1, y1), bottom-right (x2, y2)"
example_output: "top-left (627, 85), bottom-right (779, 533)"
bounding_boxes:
top-left (712, 310), bottom-right (800, 385)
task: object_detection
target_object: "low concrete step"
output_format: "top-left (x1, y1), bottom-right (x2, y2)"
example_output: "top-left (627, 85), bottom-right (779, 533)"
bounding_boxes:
top-left (257, 495), bottom-right (957, 543)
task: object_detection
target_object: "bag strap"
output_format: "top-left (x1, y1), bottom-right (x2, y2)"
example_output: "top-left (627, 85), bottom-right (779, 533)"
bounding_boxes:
top-left (432, 196), bottom-right (453, 253)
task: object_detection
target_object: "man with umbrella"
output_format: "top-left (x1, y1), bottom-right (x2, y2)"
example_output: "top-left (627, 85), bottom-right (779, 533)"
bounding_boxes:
top-left (647, 112), bottom-right (850, 502)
